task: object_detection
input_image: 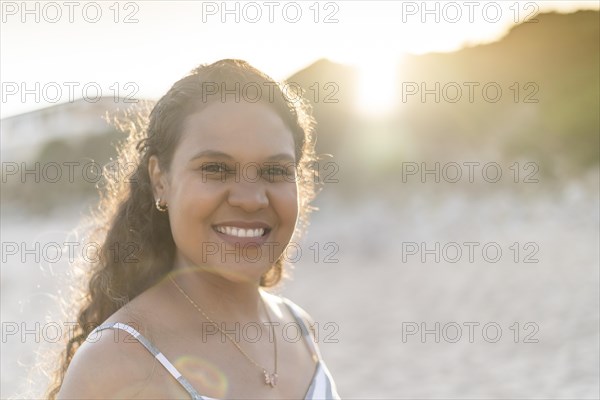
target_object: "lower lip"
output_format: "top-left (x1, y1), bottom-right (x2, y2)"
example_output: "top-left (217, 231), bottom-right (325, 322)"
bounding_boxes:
top-left (212, 228), bottom-right (272, 246)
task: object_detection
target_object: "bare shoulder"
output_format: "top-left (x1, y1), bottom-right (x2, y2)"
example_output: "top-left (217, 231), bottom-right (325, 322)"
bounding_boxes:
top-left (56, 292), bottom-right (172, 400)
top-left (56, 319), bottom-right (162, 400)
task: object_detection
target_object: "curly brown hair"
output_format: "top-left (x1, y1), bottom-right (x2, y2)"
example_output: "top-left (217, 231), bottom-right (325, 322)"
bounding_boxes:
top-left (44, 59), bottom-right (318, 399)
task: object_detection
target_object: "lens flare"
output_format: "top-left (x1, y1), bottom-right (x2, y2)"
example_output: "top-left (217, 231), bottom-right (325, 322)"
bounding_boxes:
top-left (175, 355), bottom-right (228, 398)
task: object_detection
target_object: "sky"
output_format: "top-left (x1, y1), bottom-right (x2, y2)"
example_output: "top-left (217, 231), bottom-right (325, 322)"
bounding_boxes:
top-left (1, 0), bottom-right (598, 118)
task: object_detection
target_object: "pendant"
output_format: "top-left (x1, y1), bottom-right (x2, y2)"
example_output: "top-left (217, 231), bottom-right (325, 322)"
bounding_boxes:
top-left (263, 370), bottom-right (278, 388)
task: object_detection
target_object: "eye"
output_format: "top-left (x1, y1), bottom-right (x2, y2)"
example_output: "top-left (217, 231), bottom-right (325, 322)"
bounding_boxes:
top-left (200, 162), bottom-right (227, 173)
top-left (266, 166), bottom-right (287, 175)
top-left (198, 162), bottom-right (237, 180)
top-left (262, 163), bottom-right (295, 182)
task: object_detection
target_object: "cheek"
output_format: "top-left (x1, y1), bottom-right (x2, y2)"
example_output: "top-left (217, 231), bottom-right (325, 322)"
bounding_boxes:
top-left (271, 183), bottom-right (299, 228)
top-left (169, 180), bottom-right (225, 233)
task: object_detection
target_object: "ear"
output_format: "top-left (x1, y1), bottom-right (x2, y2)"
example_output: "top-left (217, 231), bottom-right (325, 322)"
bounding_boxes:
top-left (148, 155), bottom-right (169, 202)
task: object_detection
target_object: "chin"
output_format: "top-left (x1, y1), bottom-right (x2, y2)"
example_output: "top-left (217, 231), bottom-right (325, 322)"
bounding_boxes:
top-left (202, 258), bottom-right (274, 284)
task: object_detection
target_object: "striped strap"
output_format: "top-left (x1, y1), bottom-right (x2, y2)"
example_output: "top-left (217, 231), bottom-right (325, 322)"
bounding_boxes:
top-left (280, 298), bottom-right (341, 399)
top-left (281, 297), bottom-right (323, 361)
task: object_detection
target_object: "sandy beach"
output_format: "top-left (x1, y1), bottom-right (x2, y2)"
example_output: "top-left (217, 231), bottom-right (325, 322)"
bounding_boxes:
top-left (2, 171), bottom-right (599, 399)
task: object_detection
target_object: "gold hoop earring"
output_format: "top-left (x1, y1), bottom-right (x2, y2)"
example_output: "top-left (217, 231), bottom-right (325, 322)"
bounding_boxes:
top-left (155, 198), bottom-right (168, 212)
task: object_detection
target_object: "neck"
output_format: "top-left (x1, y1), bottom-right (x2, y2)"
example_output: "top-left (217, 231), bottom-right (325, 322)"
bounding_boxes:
top-left (168, 262), bottom-right (266, 323)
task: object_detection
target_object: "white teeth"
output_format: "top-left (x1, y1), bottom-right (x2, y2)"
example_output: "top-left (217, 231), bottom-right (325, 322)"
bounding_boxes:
top-left (215, 226), bottom-right (265, 238)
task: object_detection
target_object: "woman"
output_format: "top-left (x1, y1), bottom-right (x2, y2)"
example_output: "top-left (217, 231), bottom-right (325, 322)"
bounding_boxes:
top-left (48, 59), bottom-right (340, 399)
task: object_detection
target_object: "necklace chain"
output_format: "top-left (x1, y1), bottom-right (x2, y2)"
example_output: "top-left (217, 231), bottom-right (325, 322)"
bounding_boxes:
top-left (168, 274), bottom-right (278, 387)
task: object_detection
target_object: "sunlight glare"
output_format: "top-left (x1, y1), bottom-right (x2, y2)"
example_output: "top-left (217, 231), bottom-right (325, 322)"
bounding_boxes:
top-left (355, 56), bottom-right (399, 117)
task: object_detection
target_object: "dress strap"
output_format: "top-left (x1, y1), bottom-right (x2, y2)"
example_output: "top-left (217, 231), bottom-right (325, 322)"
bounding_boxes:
top-left (280, 298), bottom-right (323, 362)
top-left (89, 322), bottom-right (204, 400)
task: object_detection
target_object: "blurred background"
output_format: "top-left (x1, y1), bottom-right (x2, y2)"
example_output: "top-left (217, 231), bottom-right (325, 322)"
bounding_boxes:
top-left (1, 1), bottom-right (599, 399)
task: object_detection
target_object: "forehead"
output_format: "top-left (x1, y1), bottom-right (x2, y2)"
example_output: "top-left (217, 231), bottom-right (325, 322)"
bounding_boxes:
top-left (175, 101), bottom-right (296, 162)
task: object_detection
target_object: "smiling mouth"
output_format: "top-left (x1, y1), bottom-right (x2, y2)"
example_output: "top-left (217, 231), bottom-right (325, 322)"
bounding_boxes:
top-left (213, 226), bottom-right (271, 238)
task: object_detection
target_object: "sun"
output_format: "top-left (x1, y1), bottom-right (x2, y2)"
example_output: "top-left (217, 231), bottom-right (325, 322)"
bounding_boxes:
top-left (355, 56), bottom-right (400, 117)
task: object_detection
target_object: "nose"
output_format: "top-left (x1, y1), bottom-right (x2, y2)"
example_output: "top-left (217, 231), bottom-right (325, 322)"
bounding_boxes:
top-left (227, 180), bottom-right (269, 212)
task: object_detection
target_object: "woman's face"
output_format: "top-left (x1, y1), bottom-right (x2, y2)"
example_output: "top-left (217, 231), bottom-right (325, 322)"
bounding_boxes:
top-left (150, 101), bottom-right (299, 284)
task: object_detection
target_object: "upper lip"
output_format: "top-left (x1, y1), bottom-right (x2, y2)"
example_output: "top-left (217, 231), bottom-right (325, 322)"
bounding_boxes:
top-left (213, 221), bottom-right (272, 230)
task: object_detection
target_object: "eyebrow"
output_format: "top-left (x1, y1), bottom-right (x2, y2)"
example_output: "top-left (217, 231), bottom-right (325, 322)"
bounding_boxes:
top-left (189, 150), bottom-right (296, 163)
